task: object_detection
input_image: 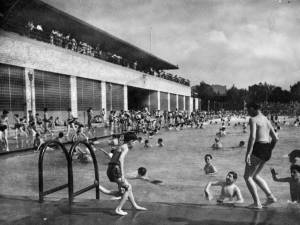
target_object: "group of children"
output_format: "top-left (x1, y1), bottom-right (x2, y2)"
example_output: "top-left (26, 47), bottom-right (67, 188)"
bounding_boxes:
top-left (203, 150), bottom-right (300, 206)
top-left (203, 154), bottom-right (244, 204)
top-left (109, 133), bottom-right (164, 151)
top-left (211, 121), bottom-right (247, 150)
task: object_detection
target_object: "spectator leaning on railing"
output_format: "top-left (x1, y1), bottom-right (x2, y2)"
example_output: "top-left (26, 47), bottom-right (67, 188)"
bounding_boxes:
top-left (23, 21), bottom-right (190, 86)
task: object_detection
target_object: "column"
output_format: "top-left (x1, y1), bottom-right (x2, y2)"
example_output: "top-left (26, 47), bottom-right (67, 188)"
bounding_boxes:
top-left (176, 94), bottom-right (179, 110)
top-left (199, 98), bottom-right (202, 111)
top-left (70, 76), bottom-right (78, 118)
top-left (190, 97), bottom-right (193, 112)
top-left (157, 91), bottom-right (161, 111)
top-left (195, 98), bottom-right (199, 110)
top-left (167, 93), bottom-right (170, 111)
top-left (183, 96), bottom-right (186, 111)
top-left (148, 90), bottom-right (151, 111)
top-left (101, 81), bottom-right (107, 120)
top-left (25, 68), bottom-right (35, 120)
top-left (124, 84), bottom-right (128, 111)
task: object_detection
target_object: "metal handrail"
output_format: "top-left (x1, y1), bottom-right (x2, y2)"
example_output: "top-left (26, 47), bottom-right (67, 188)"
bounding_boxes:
top-left (37, 132), bottom-right (134, 204)
top-left (38, 140), bottom-right (72, 203)
top-left (68, 141), bottom-right (100, 202)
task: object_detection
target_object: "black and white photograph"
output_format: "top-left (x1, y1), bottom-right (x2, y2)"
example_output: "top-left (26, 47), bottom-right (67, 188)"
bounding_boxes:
top-left (0, 0), bottom-right (300, 224)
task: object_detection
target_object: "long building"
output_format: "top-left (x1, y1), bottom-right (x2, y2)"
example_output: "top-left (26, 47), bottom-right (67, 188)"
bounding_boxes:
top-left (0, 0), bottom-right (199, 123)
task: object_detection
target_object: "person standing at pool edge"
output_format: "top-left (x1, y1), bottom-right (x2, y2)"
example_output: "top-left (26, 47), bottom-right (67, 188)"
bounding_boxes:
top-left (244, 102), bottom-right (278, 209)
top-left (107, 132), bottom-right (147, 216)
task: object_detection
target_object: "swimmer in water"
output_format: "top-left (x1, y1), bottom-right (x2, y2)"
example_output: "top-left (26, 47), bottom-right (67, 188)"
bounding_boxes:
top-left (204, 171), bottom-right (244, 205)
top-left (203, 154), bottom-right (217, 175)
top-left (271, 165), bottom-right (300, 203)
top-left (127, 167), bottom-right (163, 185)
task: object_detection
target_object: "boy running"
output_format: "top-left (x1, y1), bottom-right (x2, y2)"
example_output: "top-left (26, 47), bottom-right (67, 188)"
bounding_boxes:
top-left (107, 132), bottom-right (147, 215)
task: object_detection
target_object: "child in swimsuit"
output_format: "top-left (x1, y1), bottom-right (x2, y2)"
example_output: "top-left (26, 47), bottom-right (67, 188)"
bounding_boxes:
top-left (13, 114), bottom-right (27, 139)
top-left (144, 139), bottom-right (152, 148)
top-left (127, 167), bottom-right (163, 185)
top-left (0, 110), bottom-right (9, 151)
top-left (87, 107), bottom-right (94, 134)
top-left (28, 110), bottom-right (37, 136)
top-left (107, 132), bottom-right (147, 216)
top-left (204, 154), bottom-right (217, 175)
top-left (66, 108), bottom-right (77, 136)
top-left (205, 171), bottom-right (244, 205)
top-left (289, 150), bottom-right (300, 166)
top-left (271, 165), bottom-right (300, 203)
top-left (157, 138), bottom-right (164, 147)
top-left (43, 108), bottom-right (53, 135)
top-left (212, 137), bottom-right (223, 150)
top-left (33, 133), bottom-right (44, 151)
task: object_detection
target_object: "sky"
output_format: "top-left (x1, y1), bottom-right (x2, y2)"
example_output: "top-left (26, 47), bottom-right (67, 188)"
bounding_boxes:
top-left (45, 0), bottom-right (300, 90)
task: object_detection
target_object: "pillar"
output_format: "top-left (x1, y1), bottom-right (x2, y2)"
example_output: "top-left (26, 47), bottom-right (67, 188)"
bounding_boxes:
top-left (190, 97), bottom-right (193, 112)
top-left (70, 75), bottom-right (78, 117)
top-left (25, 68), bottom-right (35, 120)
top-left (124, 84), bottom-right (128, 111)
top-left (199, 98), bottom-right (202, 111)
top-left (157, 91), bottom-right (161, 111)
top-left (148, 90), bottom-right (151, 111)
top-left (167, 93), bottom-right (170, 111)
top-left (176, 94), bottom-right (179, 110)
top-left (195, 98), bottom-right (199, 110)
top-left (183, 96), bottom-right (186, 111)
top-left (101, 81), bottom-right (107, 120)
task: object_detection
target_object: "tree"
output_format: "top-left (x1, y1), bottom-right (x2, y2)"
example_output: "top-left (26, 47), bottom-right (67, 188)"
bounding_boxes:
top-left (248, 82), bottom-right (275, 103)
top-left (192, 81), bottom-right (216, 110)
top-left (290, 81), bottom-right (300, 102)
top-left (269, 87), bottom-right (291, 103)
top-left (226, 85), bottom-right (248, 110)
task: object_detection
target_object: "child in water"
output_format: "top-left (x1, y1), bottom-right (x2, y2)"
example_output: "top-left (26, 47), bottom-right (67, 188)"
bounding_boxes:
top-left (157, 138), bottom-right (164, 147)
top-left (144, 139), bottom-right (152, 148)
top-left (203, 154), bottom-right (217, 175)
top-left (212, 137), bottom-right (223, 150)
top-left (289, 150), bottom-right (300, 166)
top-left (271, 165), bottom-right (300, 203)
top-left (33, 133), bottom-right (43, 151)
top-left (204, 171), bottom-right (244, 205)
top-left (127, 167), bottom-right (163, 185)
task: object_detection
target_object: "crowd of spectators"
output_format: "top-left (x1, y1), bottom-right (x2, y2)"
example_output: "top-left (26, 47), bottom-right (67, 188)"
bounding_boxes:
top-left (261, 102), bottom-right (300, 116)
top-left (23, 21), bottom-right (190, 86)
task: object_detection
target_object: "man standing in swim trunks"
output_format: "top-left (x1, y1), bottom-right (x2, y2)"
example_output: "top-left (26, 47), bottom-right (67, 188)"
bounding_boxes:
top-left (244, 102), bottom-right (278, 209)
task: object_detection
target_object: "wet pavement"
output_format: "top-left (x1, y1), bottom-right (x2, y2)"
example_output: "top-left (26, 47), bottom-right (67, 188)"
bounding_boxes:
top-left (1, 195), bottom-right (300, 225)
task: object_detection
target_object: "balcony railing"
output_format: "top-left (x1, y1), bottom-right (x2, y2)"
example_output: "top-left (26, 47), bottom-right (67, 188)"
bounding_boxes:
top-left (2, 21), bottom-right (190, 86)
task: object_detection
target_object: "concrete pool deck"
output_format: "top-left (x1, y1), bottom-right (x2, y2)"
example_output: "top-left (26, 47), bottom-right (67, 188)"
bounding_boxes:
top-left (1, 195), bottom-right (300, 225)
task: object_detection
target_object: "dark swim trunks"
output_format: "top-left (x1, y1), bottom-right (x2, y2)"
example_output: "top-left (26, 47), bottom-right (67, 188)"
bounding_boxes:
top-left (107, 163), bottom-right (122, 182)
top-left (106, 163), bottom-right (129, 191)
top-left (252, 142), bottom-right (273, 162)
top-left (14, 123), bottom-right (22, 129)
top-left (67, 119), bottom-right (75, 124)
top-left (0, 124), bottom-right (7, 132)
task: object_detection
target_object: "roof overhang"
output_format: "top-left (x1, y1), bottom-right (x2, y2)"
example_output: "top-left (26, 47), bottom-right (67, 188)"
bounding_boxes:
top-left (0, 0), bottom-right (178, 70)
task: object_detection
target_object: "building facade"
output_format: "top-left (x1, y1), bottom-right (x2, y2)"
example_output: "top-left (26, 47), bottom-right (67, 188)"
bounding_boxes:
top-left (0, 0), bottom-right (202, 123)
